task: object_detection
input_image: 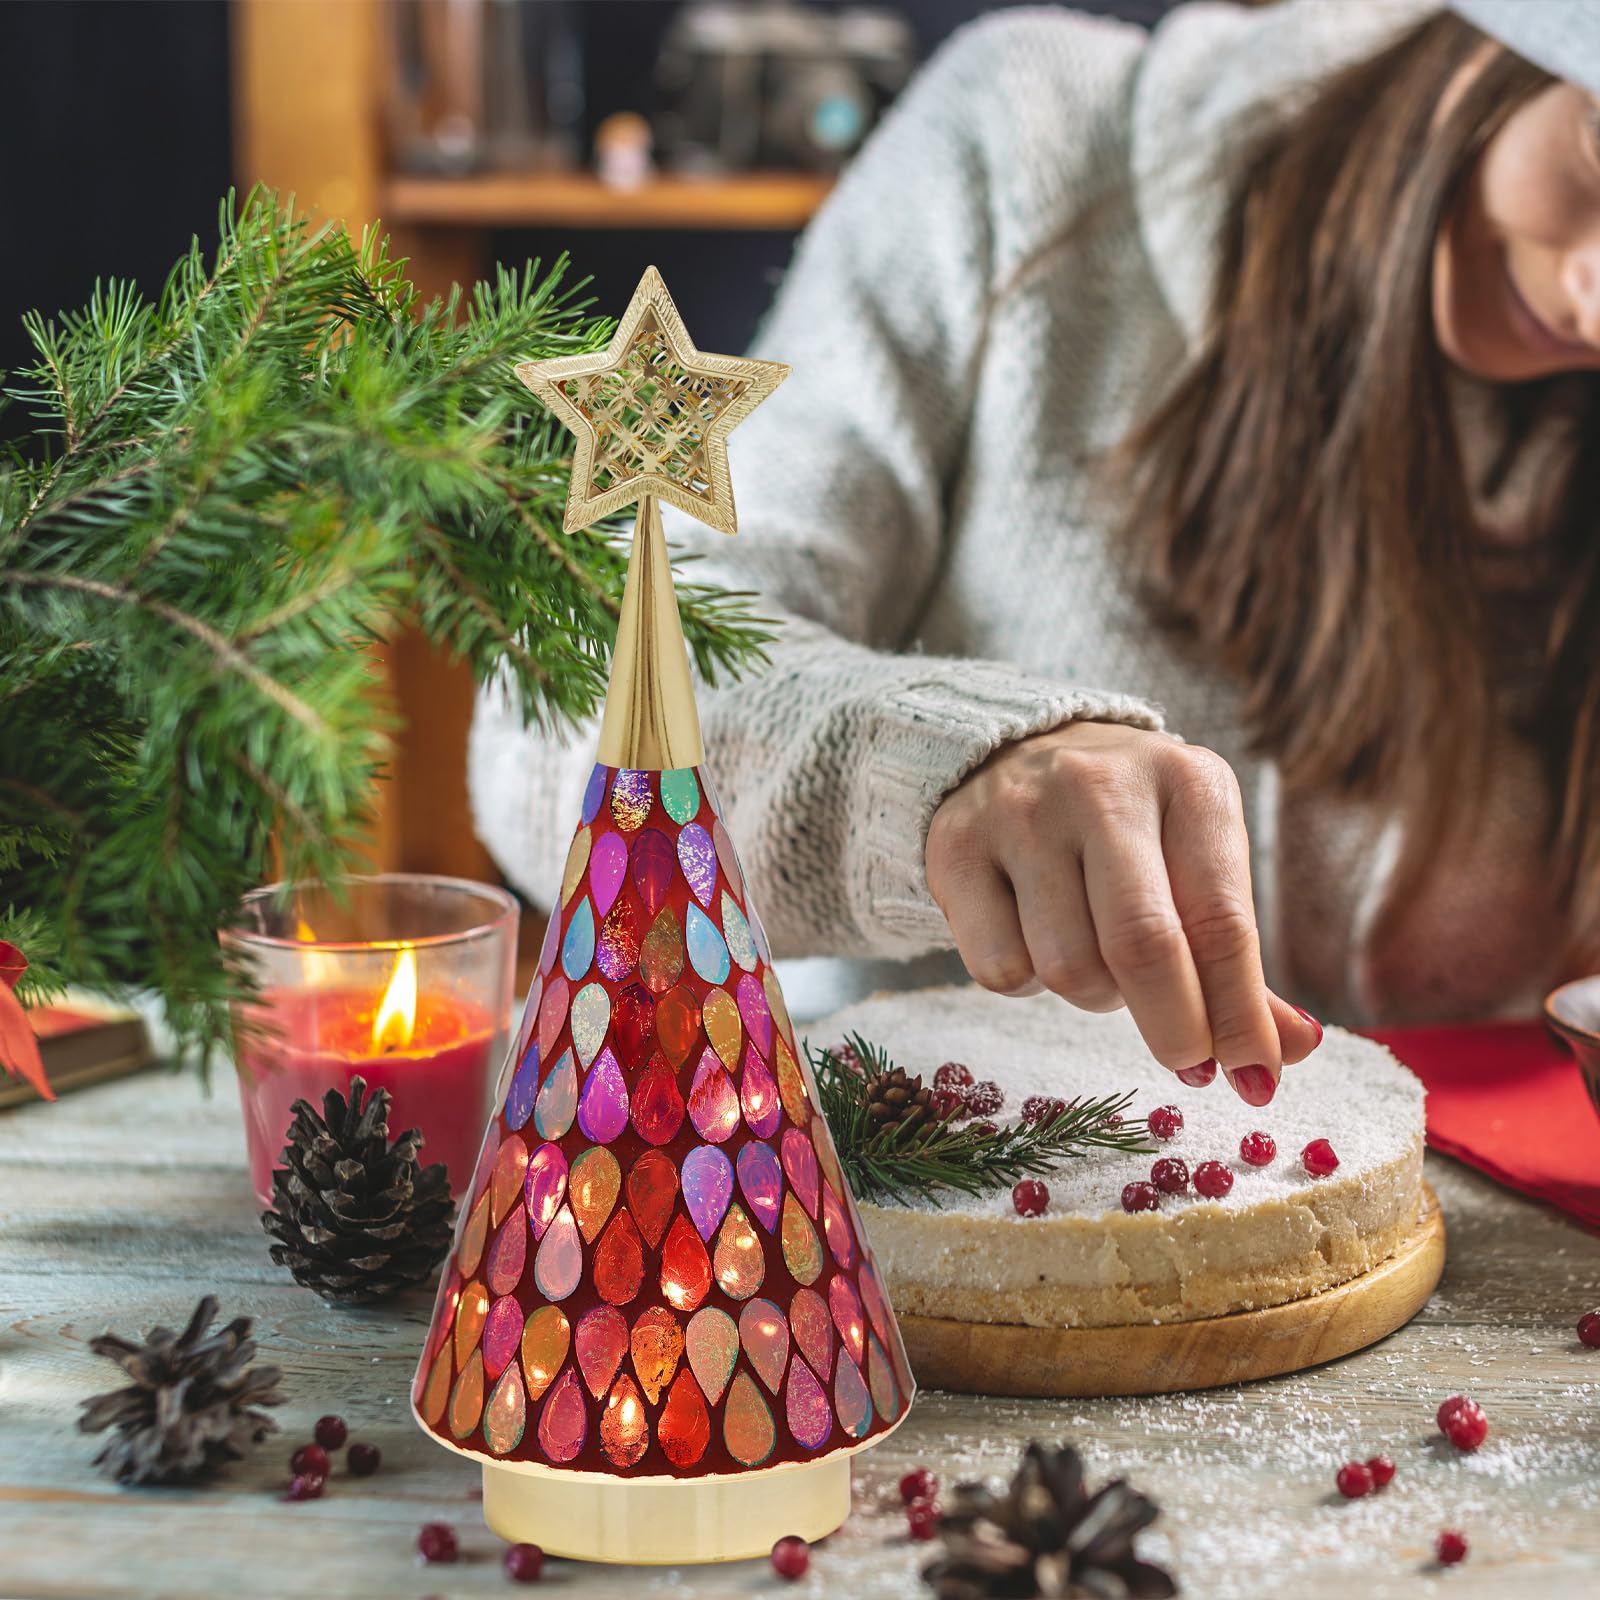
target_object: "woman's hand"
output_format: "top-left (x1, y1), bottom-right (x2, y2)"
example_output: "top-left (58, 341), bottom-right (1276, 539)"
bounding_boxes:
top-left (925, 721), bottom-right (1321, 1104)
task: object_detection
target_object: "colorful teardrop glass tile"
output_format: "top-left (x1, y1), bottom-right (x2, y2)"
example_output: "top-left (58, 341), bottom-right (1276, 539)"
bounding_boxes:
top-left (685, 903), bottom-right (730, 984)
top-left (428, 1270), bottom-right (461, 1364)
top-left (600, 1373), bottom-right (650, 1468)
top-left (449, 1348), bottom-right (485, 1440)
top-left (748, 898), bottom-right (771, 964)
top-left (660, 1213), bottom-right (712, 1312)
top-left (457, 1190), bottom-right (491, 1277)
top-left (687, 1050), bottom-right (740, 1143)
top-left (780, 1194), bottom-right (824, 1286)
top-left (569, 982), bottom-right (611, 1066)
top-left (560, 826), bottom-right (592, 908)
top-left (593, 1209), bottom-right (645, 1306)
top-left (536, 1367), bottom-right (587, 1463)
top-left (735, 973), bottom-right (773, 1057)
top-left (588, 830), bottom-right (629, 918)
top-left (739, 1043), bottom-right (780, 1137)
top-left (829, 1276), bottom-right (866, 1366)
top-left (764, 967), bottom-right (795, 1051)
top-left (482, 1295), bottom-right (524, 1379)
top-left (537, 976), bottom-right (569, 1061)
top-left (483, 1362), bottom-right (526, 1455)
top-left (786, 1355), bottom-right (832, 1450)
top-left (454, 1279), bottom-right (489, 1367)
top-left (713, 1203), bottom-right (765, 1301)
top-left (575, 1304), bottom-right (629, 1398)
top-left (702, 987), bottom-right (742, 1070)
top-left (834, 1350), bottom-right (872, 1438)
top-left (631, 1053), bottom-right (686, 1146)
top-left (713, 818), bottom-right (744, 898)
top-left (504, 1040), bottom-right (540, 1132)
top-left (630, 1306), bottom-right (684, 1405)
top-left (775, 1036), bottom-right (810, 1126)
top-left (561, 897), bottom-right (596, 981)
top-left (537, 909), bottom-right (561, 978)
top-left (684, 1307), bottom-right (738, 1405)
top-left (781, 1126), bottom-right (820, 1218)
top-left (577, 1047), bottom-right (629, 1143)
top-left (596, 897), bottom-right (641, 982)
top-left (630, 828), bottom-right (676, 916)
top-left (738, 1298), bottom-right (789, 1394)
top-left (860, 1260), bottom-right (897, 1350)
top-left (521, 1305), bottom-right (570, 1401)
top-left (721, 891), bottom-right (758, 973)
top-left (822, 1183), bottom-right (856, 1269)
top-left (736, 1140), bottom-right (783, 1234)
top-left (581, 763), bottom-right (607, 824)
top-left (610, 768), bottom-right (653, 831)
top-left (524, 1142), bottom-right (568, 1241)
top-left (491, 1135), bottom-right (529, 1227)
top-left (533, 1204), bottom-right (583, 1301)
top-left (677, 823), bottom-right (718, 908)
top-left (612, 983), bottom-right (655, 1069)
top-left (626, 1148), bottom-right (678, 1249)
top-left (533, 1048), bottom-right (578, 1139)
top-left (657, 1368), bottom-right (710, 1467)
top-left (569, 1145), bottom-right (621, 1242)
top-left (419, 1339), bottom-right (452, 1427)
top-left (485, 1209), bottom-right (528, 1297)
top-left (660, 766), bottom-right (700, 825)
top-left (682, 1144), bottom-right (734, 1240)
top-left (640, 908), bottom-right (684, 994)
top-left (723, 1371), bottom-right (776, 1468)
top-left (868, 1333), bottom-right (898, 1419)
top-left (655, 985), bottom-right (701, 1066)
top-left (789, 1287), bottom-right (833, 1378)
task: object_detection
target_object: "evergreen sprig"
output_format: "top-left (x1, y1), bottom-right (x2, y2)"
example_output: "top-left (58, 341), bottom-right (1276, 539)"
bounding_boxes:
top-left (806, 1031), bottom-right (1156, 1208)
top-left (0, 190), bottom-right (772, 1061)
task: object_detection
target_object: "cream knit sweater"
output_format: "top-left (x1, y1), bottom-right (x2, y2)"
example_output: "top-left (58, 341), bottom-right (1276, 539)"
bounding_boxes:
top-left (470, 0), bottom-right (1569, 1028)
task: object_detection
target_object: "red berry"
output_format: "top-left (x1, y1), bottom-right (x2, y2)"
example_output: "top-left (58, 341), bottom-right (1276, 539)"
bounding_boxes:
top-left (906, 1498), bottom-right (941, 1541)
top-left (830, 1043), bottom-right (865, 1076)
top-left (1335, 1461), bottom-right (1374, 1499)
top-left (930, 1087), bottom-right (966, 1121)
top-left (770, 1536), bottom-right (810, 1580)
top-left (1012, 1179), bottom-right (1049, 1217)
top-left (1444, 1399), bottom-right (1487, 1452)
top-left (1578, 1311), bottom-right (1600, 1348)
top-left (1021, 1094), bottom-right (1066, 1126)
top-left (313, 1415), bottom-right (347, 1450)
top-left (291, 1443), bottom-right (329, 1477)
top-left (1192, 1160), bottom-right (1234, 1199)
top-left (964, 1080), bottom-right (1004, 1116)
top-left (1148, 1105), bottom-right (1183, 1142)
top-left (899, 1468), bottom-right (938, 1504)
top-left (504, 1543), bottom-right (545, 1582)
top-left (1366, 1454), bottom-right (1395, 1488)
top-left (285, 1471), bottom-right (326, 1502)
top-left (417, 1522), bottom-right (458, 1564)
top-left (1101, 1111), bottom-right (1124, 1129)
top-left (1151, 1157), bottom-right (1190, 1195)
top-left (969, 1121), bottom-right (998, 1136)
top-left (347, 1441), bottom-right (381, 1476)
top-left (1436, 1395), bottom-right (1469, 1433)
top-left (1121, 1181), bottom-right (1160, 1213)
top-left (1302, 1138), bottom-right (1339, 1177)
top-left (934, 1062), bottom-right (974, 1089)
top-left (1436, 1530), bottom-right (1469, 1566)
top-left (1239, 1131), bottom-right (1276, 1167)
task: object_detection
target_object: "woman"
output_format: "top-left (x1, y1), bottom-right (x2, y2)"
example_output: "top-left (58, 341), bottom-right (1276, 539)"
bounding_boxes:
top-left (471, 0), bottom-right (1600, 1105)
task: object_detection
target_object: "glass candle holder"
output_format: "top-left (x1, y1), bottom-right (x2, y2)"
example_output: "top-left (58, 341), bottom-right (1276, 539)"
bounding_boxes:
top-left (224, 874), bottom-right (518, 1206)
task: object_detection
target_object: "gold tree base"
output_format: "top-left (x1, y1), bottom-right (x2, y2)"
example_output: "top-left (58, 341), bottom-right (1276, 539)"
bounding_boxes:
top-left (481, 1453), bottom-right (852, 1564)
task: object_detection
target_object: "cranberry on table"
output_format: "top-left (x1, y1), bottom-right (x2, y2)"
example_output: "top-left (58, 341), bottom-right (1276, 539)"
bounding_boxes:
top-left (1239, 1131), bottom-right (1276, 1167)
top-left (899, 1467), bottom-right (939, 1504)
top-left (1301, 1138), bottom-right (1340, 1177)
top-left (1121, 1181), bottom-right (1161, 1214)
top-left (1436, 1395), bottom-right (1469, 1433)
top-left (347, 1442), bottom-right (382, 1477)
top-left (1443, 1398), bottom-right (1488, 1452)
top-left (1192, 1160), bottom-right (1234, 1199)
top-left (965, 1080), bottom-right (1004, 1116)
top-left (1147, 1104), bottom-right (1184, 1142)
top-left (906, 1498), bottom-right (941, 1541)
top-left (1435, 1530), bottom-right (1469, 1566)
top-left (285, 1471), bottom-right (326, 1502)
top-left (1151, 1157), bottom-right (1189, 1195)
top-left (504, 1542), bottom-right (545, 1582)
top-left (417, 1522), bottom-right (459, 1564)
top-left (1334, 1461), bottom-right (1374, 1499)
top-left (934, 1062), bottom-right (974, 1089)
top-left (1366, 1454), bottom-right (1396, 1488)
top-left (1012, 1179), bottom-right (1050, 1217)
top-left (313, 1414), bottom-right (347, 1450)
top-left (770, 1535), bottom-right (810, 1581)
top-left (290, 1443), bottom-right (329, 1477)
top-left (930, 1087), bottom-right (966, 1121)
top-left (1578, 1311), bottom-right (1600, 1348)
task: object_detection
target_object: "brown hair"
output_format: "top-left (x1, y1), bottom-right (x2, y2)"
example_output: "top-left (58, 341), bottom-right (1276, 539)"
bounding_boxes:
top-left (1119, 13), bottom-right (1600, 956)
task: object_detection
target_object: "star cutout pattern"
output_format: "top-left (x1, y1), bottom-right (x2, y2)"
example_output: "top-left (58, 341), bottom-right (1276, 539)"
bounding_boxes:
top-left (516, 267), bottom-right (790, 536)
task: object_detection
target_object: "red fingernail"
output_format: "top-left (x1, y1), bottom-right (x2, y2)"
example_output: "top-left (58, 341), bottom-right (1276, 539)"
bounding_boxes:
top-left (1176, 1059), bottom-right (1217, 1087)
top-left (1229, 1064), bottom-right (1277, 1106)
top-left (1291, 1004), bottom-right (1324, 1047)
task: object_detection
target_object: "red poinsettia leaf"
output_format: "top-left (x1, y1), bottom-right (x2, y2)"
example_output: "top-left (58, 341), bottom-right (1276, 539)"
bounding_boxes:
top-left (0, 984), bottom-right (54, 1100)
top-left (0, 941), bottom-right (26, 993)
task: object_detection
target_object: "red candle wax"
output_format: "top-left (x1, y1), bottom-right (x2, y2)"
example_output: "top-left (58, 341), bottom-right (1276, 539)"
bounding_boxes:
top-left (237, 987), bottom-right (503, 1205)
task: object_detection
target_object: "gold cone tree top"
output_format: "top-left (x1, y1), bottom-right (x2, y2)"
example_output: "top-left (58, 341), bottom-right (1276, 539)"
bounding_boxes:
top-left (410, 268), bottom-right (916, 1489)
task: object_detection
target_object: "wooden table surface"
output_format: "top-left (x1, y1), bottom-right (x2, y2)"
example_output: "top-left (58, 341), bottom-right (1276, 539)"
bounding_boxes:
top-left (3, 1068), bottom-right (1599, 1600)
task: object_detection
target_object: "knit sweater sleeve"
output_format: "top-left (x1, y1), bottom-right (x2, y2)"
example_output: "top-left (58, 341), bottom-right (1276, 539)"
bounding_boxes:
top-left (468, 10), bottom-right (1165, 960)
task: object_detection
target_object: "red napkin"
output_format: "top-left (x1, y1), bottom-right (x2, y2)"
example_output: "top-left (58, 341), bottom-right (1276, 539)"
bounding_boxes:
top-left (1359, 1020), bottom-right (1600, 1229)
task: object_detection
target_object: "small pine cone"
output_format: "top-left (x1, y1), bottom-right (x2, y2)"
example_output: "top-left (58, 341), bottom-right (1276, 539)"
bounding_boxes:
top-left (865, 1067), bottom-right (933, 1135)
top-left (262, 1077), bottom-right (455, 1305)
top-left (77, 1296), bottom-right (285, 1485)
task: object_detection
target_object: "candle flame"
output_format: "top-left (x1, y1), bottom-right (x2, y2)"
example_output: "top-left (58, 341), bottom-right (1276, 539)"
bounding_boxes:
top-left (372, 947), bottom-right (418, 1051)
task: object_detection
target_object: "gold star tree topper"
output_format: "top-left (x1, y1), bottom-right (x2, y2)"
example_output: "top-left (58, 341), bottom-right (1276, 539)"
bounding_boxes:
top-left (513, 268), bottom-right (788, 770)
top-left (516, 266), bottom-right (789, 536)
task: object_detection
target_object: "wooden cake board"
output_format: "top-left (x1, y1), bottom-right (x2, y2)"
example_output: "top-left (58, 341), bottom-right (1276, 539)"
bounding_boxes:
top-left (899, 1185), bottom-right (1445, 1397)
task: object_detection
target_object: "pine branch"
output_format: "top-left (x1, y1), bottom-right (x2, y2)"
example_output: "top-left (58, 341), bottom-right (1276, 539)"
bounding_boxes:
top-left (805, 1032), bottom-right (1156, 1208)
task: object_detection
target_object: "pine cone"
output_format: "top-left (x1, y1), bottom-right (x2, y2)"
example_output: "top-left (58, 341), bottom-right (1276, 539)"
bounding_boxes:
top-left (865, 1066), bottom-right (934, 1135)
top-left (77, 1296), bottom-right (285, 1485)
top-left (923, 1442), bottom-right (1176, 1600)
top-left (262, 1076), bottom-right (455, 1305)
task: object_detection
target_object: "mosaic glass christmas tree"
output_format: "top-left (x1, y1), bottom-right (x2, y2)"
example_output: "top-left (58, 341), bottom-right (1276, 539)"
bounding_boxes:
top-left (411, 267), bottom-right (914, 1564)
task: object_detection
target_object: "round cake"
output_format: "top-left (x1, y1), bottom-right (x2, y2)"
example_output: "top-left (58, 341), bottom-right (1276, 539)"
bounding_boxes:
top-left (819, 986), bottom-right (1426, 1329)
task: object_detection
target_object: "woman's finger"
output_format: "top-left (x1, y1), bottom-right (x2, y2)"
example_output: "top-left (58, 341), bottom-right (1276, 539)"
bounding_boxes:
top-left (931, 851), bottom-right (1038, 996)
top-left (1001, 835), bottom-right (1123, 1012)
